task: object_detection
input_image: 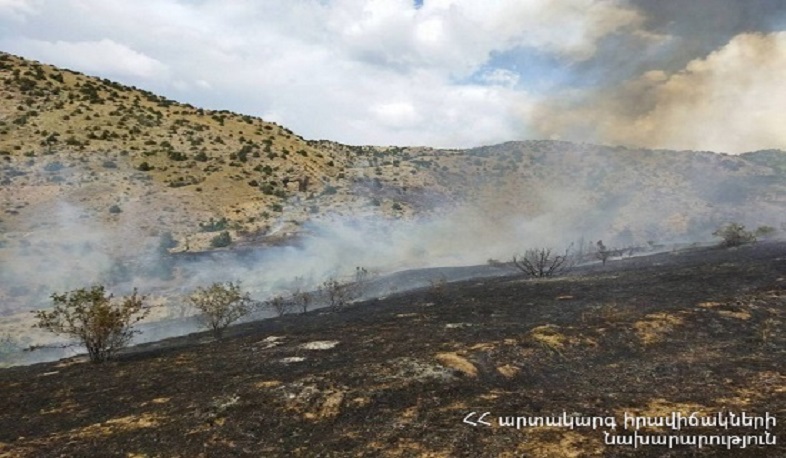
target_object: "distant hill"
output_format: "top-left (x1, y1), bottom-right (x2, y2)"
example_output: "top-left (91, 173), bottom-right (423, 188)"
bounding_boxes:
top-left (2, 51), bottom-right (786, 364)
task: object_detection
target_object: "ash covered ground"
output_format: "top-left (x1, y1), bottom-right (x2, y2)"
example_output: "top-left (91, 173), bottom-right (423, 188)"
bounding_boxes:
top-left (1, 242), bottom-right (785, 457)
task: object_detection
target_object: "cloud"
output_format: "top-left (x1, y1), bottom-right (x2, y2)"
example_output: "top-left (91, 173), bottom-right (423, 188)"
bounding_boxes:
top-left (0, 1), bottom-right (784, 152)
top-left (0, 0), bottom-right (40, 21)
top-left (0, 0), bottom-right (641, 148)
top-left (11, 38), bottom-right (170, 79)
top-left (533, 31), bottom-right (786, 153)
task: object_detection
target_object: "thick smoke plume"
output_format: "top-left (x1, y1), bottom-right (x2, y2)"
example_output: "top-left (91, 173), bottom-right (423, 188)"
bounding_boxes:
top-left (533, 32), bottom-right (786, 154)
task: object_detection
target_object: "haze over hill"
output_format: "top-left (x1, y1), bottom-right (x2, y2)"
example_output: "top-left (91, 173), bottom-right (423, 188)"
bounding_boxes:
top-left (1, 52), bottom-right (785, 365)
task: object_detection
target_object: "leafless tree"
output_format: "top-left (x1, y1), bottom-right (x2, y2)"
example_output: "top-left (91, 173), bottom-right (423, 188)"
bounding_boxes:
top-left (319, 267), bottom-right (374, 312)
top-left (266, 294), bottom-right (294, 317)
top-left (512, 246), bottom-right (574, 278)
top-left (320, 277), bottom-right (354, 311)
top-left (289, 276), bottom-right (313, 314)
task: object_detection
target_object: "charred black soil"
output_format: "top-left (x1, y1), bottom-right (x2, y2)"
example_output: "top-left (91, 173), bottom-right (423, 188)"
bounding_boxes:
top-left (2, 243), bottom-right (786, 457)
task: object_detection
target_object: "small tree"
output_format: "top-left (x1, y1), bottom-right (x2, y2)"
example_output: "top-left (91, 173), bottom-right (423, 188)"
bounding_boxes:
top-left (266, 294), bottom-right (294, 317)
top-left (320, 277), bottom-right (351, 311)
top-left (33, 286), bottom-right (149, 363)
top-left (289, 276), bottom-right (313, 314)
top-left (595, 240), bottom-right (611, 266)
top-left (188, 281), bottom-right (252, 339)
top-left (713, 223), bottom-right (756, 248)
top-left (319, 267), bottom-right (371, 312)
top-left (512, 246), bottom-right (574, 278)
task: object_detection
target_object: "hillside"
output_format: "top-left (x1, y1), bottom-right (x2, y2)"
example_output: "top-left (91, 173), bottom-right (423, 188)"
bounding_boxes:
top-left (2, 51), bottom-right (786, 363)
top-left (1, 242), bottom-right (784, 457)
top-left (2, 51), bottom-right (786, 252)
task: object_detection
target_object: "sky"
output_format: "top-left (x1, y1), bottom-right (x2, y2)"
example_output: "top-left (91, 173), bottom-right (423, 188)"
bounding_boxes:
top-left (1, 0), bottom-right (785, 153)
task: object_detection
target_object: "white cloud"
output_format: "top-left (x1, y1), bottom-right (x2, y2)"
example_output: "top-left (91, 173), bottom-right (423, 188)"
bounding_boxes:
top-left (0, 0), bottom-right (40, 21)
top-left (11, 38), bottom-right (170, 80)
top-left (0, 0), bottom-right (650, 148)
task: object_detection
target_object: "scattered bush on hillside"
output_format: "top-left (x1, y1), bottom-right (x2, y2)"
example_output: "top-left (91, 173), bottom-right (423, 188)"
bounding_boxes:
top-left (32, 286), bottom-right (149, 363)
top-left (200, 217), bottom-right (228, 232)
top-left (713, 223), bottom-right (756, 247)
top-left (512, 246), bottom-right (574, 278)
top-left (188, 281), bottom-right (252, 339)
top-left (210, 231), bottom-right (232, 248)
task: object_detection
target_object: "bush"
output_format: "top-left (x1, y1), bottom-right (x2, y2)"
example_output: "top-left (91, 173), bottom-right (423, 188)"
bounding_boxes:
top-left (755, 225), bottom-right (777, 240)
top-left (32, 286), bottom-right (149, 363)
top-left (210, 231), bottom-right (232, 248)
top-left (200, 217), bottom-right (228, 232)
top-left (713, 223), bottom-right (756, 247)
top-left (137, 161), bottom-right (154, 171)
top-left (108, 204), bottom-right (122, 214)
top-left (188, 282), bottom-right (252, 339)
top-left (512, 246), bottom-right (574, 278)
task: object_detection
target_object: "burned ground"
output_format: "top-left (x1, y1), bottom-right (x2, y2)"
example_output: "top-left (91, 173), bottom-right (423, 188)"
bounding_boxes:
top-left (1, 243), bottom-right (785, 457)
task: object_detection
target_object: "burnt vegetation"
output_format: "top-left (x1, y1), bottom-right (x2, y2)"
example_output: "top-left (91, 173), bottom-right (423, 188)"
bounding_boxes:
top-left (2, 242), bottom-right (785, 457)
top-left (511, 246), bottom-right (574, 278)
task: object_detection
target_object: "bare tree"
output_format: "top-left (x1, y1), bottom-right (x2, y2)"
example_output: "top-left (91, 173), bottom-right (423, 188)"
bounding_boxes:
top-left (512, 246), bottom-right (574, 278)
top-left (288, 276), bottom-right (313, 314)
top-left (33, 286), bottom-right (149, 363)
top-left (319, 267), bottom-right (373, 312)
top-left (266, 294), bottom-right (294, 317)
top-left (292, 290), bottom-right (313, 315)
top-left (188, 281), bottom-right (252, 339)
top-left (320, 277), bottom-right (354, 311)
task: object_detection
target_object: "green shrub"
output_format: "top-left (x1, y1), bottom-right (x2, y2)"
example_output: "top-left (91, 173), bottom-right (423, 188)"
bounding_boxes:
top-left (200, 217), bottom-right (228, 232)
top-left (188, 281), bottom-right (251, 339)
top-left (210, 231), bottom-right (232, 248)
top-left (137, 161), bottom-right (154, 171)
top-left (33, 286), bottom-right (149, 363)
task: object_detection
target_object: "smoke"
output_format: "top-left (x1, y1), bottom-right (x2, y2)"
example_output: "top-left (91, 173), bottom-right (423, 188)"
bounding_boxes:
top-left (533, 32), bottom-right (786, 153)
